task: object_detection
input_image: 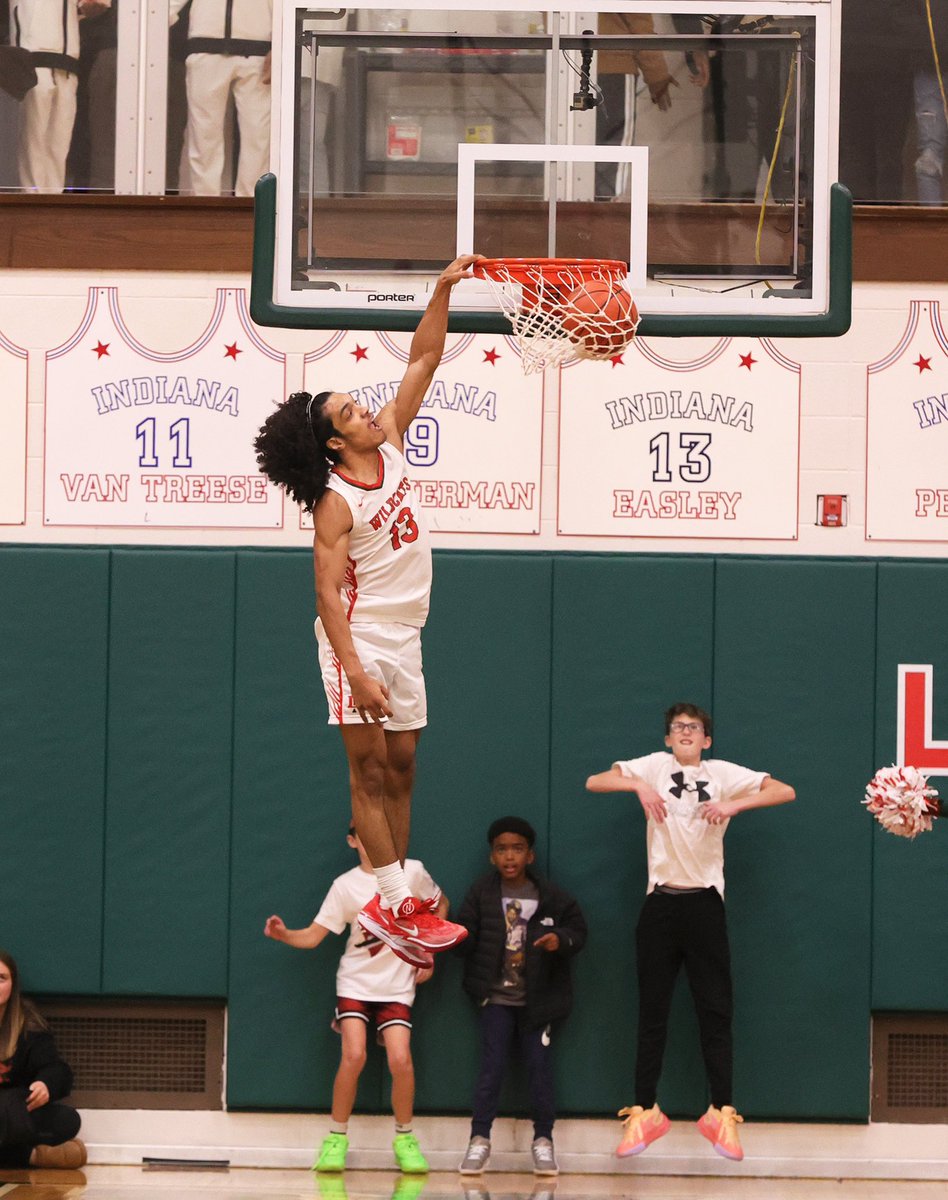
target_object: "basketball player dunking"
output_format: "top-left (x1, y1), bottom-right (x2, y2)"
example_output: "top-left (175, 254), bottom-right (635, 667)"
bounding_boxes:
top-left (254, 254), bottom-right (482, 966)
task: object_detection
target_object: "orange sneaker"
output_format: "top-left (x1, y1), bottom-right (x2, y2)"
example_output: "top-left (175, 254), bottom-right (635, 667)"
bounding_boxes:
top-left (696, 1104), bottom-right (744, 1161)
top-left (615, 1104), bottom-right (670, 1157)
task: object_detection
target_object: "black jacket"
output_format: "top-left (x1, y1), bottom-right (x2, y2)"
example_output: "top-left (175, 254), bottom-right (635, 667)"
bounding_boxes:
top-left (455, 869), bottom-right (587, 1030)
top-left (0, 1030), bottom-right (73, 1101)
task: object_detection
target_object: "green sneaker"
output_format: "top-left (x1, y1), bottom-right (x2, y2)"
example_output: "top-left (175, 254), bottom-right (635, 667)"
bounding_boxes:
top-left (392, 1174), bottom-right (428, 1200)
top-left (316, 1177), bottom-right (349, 1200)
top-left (314, 1132), bottom-right (349, 1173)
top-left (393, 1132), bottom-right (429, 1174)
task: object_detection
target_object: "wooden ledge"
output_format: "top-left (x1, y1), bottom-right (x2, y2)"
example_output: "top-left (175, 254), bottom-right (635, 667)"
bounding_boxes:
top-left (0, 193), bottom-right (946, 281)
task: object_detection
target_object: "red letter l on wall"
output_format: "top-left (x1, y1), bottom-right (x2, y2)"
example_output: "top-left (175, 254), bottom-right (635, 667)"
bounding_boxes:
top-left (898, 664), bottom-right (948, 775)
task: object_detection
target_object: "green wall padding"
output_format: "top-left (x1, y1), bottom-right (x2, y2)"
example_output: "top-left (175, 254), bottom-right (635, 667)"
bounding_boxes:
top-left (872, 562), bottom-right (948, 1010)
top-left (549, 555), bottom-right (716, 1117)
top-left (4, 545), bottom-right (948, 1123)
top-left (101, 550), bottom-right (234, 995)
top-left (225, 551), bottom-right (554, 1111)
top-left (227, 549), bottom-right (367, 1110)
top-left (714, 559), bottom-right (876, 1119)
top-left (0, 548), bottom-right (109, 993)
top-left (409, 553), bottom-right (554, 1114)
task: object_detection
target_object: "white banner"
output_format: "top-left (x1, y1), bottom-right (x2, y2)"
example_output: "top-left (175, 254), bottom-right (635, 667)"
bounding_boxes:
top-left (44, 288), bottom-right (287, 528)
top-left (304, 330), bottom-right (543, 534)
top-left (867, 301), bottom-right (948, 542)
top-left (557, 338), bottom-right (800, 539)
top-left (0, 329), bottom-right (27, 525)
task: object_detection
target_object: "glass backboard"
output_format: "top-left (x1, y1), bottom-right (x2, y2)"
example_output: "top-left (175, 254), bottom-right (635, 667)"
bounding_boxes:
top-left (254, 2), bottom-right (849, 335)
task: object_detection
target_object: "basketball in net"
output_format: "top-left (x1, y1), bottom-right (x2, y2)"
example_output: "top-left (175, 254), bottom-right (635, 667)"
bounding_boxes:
top-left (559, 281), bottom-right (639, 360)
top-left (472, 258), bottom-right (638, 374)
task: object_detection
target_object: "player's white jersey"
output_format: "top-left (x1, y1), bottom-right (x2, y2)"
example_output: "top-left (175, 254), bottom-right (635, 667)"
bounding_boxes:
top-left (325, 440), bottom-right (431, 627)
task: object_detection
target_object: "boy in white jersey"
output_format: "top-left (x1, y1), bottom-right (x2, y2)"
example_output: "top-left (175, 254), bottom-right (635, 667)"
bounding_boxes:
top-left (265, 824), bottom-right (448, 1174)
top-left (254, 255), bottom-right (481, 968)
top-left (586, 702), bottom-right (795, 1163)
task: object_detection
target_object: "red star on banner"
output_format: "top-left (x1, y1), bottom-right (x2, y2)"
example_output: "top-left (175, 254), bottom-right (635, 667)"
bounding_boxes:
top-left (224, 342), bottom-right (242, 360)
top-left (351, 344), bottom-right (369, 362)
top-left (92, 341), bottom-right (110, 359)
top-left (610, 353), bottom-right (625, 367)
top-left (482, 347), bottom-right (501, 365)
top-left (739, 352), bottom-right (757, 370)
top-left (915, 355), bottom-right (932, 373)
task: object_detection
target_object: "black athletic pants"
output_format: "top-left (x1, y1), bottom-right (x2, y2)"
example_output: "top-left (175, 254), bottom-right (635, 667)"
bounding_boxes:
top-left (634, 887), bottom-right (733, 1109)
top-left (0, 1088), bottom-right (81, 1168)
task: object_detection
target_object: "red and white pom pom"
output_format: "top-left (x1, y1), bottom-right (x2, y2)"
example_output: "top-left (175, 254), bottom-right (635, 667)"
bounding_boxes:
top-left (863, 765), bottom-right (940, 839)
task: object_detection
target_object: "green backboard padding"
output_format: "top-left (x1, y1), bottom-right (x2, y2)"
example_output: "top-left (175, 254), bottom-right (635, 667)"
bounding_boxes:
top-left (0, 548), bottom-right (109, 993)
top-left (713, 559), bottom-right (875, 1120)
top-left (872, 562), bottom-right (948, 1010)
top-left (549, 555), bottom-right (715, 1117)
top-left (102, 550), bottom-right (234, 995)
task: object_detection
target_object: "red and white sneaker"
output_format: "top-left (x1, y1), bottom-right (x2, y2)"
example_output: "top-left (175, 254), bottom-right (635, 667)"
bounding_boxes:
top-left (359, 894), bottom-right (468, 958)
top-left (393, 940), bottom-right (435, 970)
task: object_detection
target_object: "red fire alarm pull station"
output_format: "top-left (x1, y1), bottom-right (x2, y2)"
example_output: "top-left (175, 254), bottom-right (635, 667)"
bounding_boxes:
top-left (818, 495), bottom-right (846, 526)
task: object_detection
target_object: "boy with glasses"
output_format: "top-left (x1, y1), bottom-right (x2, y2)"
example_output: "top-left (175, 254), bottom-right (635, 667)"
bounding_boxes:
top-left (586, 703), bottom-right (795, 1162)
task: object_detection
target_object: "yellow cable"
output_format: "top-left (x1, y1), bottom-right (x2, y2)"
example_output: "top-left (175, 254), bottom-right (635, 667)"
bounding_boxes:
top-left (755, 51), bottom-right (798, 268)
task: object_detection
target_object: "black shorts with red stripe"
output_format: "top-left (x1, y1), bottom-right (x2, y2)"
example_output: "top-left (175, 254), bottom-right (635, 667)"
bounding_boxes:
top-left (333, 996), bottom-right (413, 1035)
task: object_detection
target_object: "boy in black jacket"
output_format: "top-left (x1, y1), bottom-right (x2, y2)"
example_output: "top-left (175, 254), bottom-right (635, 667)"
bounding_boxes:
top-left (455, 816), bottom-right (586, 1177)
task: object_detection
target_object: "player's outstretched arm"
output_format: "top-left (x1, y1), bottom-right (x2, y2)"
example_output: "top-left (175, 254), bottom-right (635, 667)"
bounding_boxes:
top-left (264, 915), bottom-right (332, 950)
top-left (379, 254), bottom-right (483, 447)
top-left (586, 768), bottom-right (668, 823)
top-left (314, 492), bottom-right (393, 724)
top-left (702, 775), bottom-right (796, 823)
top-left (586, 767), bottom-right (638, 792)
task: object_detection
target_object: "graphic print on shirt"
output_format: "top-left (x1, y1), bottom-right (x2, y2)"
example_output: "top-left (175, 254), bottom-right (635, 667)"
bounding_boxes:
top-left (669, 771), bottom-right (710, 802)
top-left (664, 767), bottom-right (712, 820)
top-left (353, 930), bottom-right (386, 959)
top-left (500, 895), bottom-right (538, 992)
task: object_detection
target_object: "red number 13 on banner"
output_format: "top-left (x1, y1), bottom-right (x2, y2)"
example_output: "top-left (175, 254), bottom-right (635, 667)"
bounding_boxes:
top-left (389, 507), bottom-right (419, 551)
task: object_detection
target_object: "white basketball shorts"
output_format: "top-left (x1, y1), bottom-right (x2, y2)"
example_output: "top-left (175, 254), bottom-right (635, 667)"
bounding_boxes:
top-left (314, 618), bottom-right (427, 731)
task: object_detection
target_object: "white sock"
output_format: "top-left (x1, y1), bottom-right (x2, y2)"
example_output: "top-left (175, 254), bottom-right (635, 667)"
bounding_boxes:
top-left (374, 861), bottom-right (412, 909)
top-left (395, 1123), bottom-right (413, 1134)
top-left (330, 1123), bottom-right (348, 1136)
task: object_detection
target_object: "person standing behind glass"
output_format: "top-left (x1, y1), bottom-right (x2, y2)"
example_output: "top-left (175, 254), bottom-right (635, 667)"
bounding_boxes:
top-left (595, 12), bottom-right (709, 200)
top-left (7, 0), bottom-right (111, 191)
top-left (839, 0), bottom-right (916, 203)
top-left (910, 0), bottom-right (948, 205)
top-left (168, 0), bottom-right (272, 197)
top-left (67, 0), bottom-right (117, 190)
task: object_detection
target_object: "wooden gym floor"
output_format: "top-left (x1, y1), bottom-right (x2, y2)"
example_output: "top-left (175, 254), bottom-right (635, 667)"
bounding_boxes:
top-left (1, 1168), bottom-right (947, 1200)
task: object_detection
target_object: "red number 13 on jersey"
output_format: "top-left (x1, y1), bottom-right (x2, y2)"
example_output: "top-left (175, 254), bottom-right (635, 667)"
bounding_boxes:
top-left (389, 507), bottom-right (419, 551)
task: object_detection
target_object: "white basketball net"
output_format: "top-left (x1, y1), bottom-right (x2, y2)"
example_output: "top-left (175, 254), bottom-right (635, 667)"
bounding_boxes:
top-left (478, 261), bottom-right (639, 375)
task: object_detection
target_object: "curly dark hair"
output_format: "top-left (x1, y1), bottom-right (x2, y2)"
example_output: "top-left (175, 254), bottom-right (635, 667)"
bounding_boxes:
top-left (253, 390), bottom-right (340, 513)
top-left (664, 702), bottom-right (713, 739)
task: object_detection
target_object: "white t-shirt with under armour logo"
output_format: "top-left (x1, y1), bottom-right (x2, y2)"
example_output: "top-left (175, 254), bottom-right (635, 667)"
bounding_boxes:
top-left (613, 751), bottom-right (767, 897)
